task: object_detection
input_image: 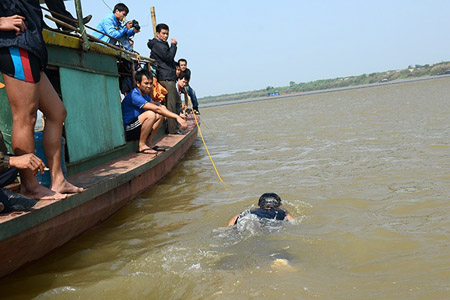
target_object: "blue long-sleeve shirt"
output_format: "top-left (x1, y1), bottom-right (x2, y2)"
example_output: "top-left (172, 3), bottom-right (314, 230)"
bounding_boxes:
top-left (92, 13), bottom-right (134, 44)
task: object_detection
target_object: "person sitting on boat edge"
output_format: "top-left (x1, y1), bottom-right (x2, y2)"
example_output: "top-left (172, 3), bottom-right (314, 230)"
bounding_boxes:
top-left (121, 69), bottom-right (187, 155)
top-left (227, 193), bottom-right (293, 226)
top-left (92, 3), bottom-right (139, 51)
top-left (0, 131), bottom-right (40, 213)
top-left (178, 58), bottom-right (200, 115)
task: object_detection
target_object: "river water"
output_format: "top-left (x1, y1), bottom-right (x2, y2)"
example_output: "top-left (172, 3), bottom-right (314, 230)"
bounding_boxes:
top-left (2, 78), bottom-right (450, 299)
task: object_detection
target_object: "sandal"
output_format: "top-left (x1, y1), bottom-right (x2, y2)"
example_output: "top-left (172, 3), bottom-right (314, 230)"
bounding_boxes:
top-left (152, 146), bottom-right (166, 152)
top-left (137, 148), bottom-right (158, 155)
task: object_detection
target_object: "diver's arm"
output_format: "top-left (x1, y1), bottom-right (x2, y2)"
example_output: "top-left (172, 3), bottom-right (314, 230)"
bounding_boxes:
top-left (285, 213), bottom-right (293, 221)
top-left (227, 215), bottom-right (239, 226)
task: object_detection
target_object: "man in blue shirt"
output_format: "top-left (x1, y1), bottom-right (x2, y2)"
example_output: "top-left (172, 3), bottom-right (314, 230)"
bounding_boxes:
top-left (122, 69), bottom-right (187, 154)
top-left (92, 3), bottom-right (138, 50)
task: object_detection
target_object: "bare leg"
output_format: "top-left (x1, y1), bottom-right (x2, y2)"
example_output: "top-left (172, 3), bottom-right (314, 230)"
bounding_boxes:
top-left (3, 74), bottom-right (66, 200)
top-left (137, 111), bottom-right (157, 153)
top-left (38, 73), bottom-right (83, 194)
top-left (147, 114), bottom-right (164, 147)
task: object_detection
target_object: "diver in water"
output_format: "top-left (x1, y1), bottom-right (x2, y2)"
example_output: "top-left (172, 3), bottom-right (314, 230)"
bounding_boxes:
top-left (227, 193), bottom-right (293, 226)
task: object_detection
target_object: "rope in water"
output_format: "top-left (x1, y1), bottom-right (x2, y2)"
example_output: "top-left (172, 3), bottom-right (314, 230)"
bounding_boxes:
top-left (184, 89), bottom-right (224, 183)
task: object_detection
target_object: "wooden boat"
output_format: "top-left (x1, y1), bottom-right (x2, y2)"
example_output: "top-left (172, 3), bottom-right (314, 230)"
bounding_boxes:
top-left (0, 16), bottom-right (198, 278)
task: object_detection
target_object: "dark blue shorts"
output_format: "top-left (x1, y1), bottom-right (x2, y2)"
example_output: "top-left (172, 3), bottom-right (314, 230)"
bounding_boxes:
top-left (124, 117), bottom-right (141, 141)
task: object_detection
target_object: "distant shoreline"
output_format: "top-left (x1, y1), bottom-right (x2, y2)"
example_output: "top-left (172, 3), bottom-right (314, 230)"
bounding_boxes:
top-left (202, 74), bottom-right (450, 109)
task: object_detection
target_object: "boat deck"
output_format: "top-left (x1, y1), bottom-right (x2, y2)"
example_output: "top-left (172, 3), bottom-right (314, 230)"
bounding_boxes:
top-left (0, 117), bottom-right (198, 240)
top-left (0, 117), bottom-right (198, 277)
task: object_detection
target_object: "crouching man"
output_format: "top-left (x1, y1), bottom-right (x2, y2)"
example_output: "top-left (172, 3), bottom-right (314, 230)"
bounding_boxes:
top-left (0, 131), bottom-right (39, 213)
top-left (121, 69), bottom-right (187, 155)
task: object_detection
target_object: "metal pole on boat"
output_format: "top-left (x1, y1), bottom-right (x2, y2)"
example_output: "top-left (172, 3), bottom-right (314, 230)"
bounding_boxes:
top-left (151, 7), bottom-right (157, 38)
top-left (73, 0), bottom-right (90, 51)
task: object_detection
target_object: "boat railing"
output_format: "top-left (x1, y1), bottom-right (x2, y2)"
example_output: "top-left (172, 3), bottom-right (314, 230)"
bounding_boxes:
top-left (40, 3), bottom-right (156, 68)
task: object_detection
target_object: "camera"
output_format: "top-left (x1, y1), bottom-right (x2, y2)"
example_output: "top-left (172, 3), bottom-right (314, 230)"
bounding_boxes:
top-left (131, 20), bottom-right (140, 31)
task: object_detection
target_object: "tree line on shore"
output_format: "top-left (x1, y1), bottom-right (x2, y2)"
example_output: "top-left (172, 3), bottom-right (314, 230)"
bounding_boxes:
top-left (201, 61), bottom-right (450, 104)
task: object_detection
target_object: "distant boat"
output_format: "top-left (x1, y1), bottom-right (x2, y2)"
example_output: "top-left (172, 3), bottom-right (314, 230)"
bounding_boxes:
top-left (0, 25), bottom-right (198, 278)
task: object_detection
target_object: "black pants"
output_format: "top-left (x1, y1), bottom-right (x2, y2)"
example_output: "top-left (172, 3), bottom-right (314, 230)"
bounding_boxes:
top-left (160, 80), bottom-right (181, 134)
top-left (0, 169), bottom-right (36, 213)
top-left (45, 0), bottom-right (76, 24)
top-left (0, 168), bottom-right (18, 188)
top-left (0, 168), bottom-right (18, 212)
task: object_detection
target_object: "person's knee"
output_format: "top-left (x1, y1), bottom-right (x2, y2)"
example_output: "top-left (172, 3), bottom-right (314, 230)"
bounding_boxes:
top-left (141, 110), bottom-right (156, 121)
top-left (41, 101), bottom-right (66, 125)
top-left (139, 111), bottom-right (156, 127)
top-left (51, 104), bottom-right (67, 123)
top-left (12, 108), bottom-right (37, 127)
top-left (61, 106), bottom-right (67, 120)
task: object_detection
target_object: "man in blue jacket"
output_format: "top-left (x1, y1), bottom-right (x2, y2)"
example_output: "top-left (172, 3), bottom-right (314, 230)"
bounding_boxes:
top-left (147, 23), bottom-right (181, 134)
top-left (93, 3), bottom-right (138, 50)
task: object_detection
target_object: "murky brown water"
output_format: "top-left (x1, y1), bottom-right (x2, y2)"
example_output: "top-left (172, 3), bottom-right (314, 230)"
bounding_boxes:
top-left (2, 78), bottom-right (450, 299)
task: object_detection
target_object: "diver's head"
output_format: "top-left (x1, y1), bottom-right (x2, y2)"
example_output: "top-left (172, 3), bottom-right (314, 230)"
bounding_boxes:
top-left (258, 193), bottom-right (282, 209)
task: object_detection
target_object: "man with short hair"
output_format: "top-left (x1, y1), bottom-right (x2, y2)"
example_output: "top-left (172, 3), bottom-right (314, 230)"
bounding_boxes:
top-left (93, 3), bottom-right (138, 50)
top-left (121, 69), bottom-right (187, 154)
top-left (178, 58), bottom-right (199, 114)
top-left (176, 73), bottom-right (189, 109)
top-left (147, 23), bottom-right (181, 134)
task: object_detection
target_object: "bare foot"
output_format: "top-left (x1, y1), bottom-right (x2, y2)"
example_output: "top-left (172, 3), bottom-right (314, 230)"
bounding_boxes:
top-left (51, 179), bottom-right (84, 194)
top-left (21, 184), bottom-right (67, 200)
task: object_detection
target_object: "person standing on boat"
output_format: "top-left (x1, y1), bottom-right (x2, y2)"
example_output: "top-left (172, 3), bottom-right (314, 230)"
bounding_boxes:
top-left (121, 69), bottom-right (187, 154)
top-left (147, 23), bottom-right (182, 134)
top-left (178, 59), bottom-right (200, 115)
top-left (228, 193), bottom-right (293, 226)
top-left (92, 3), bottom-right (139, 50)
top-left (0, 0), bottom-right (83, 200)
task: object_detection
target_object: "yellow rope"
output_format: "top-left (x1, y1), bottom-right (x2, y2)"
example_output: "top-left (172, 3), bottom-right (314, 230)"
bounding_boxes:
top-left (184, 88), bottom-right (224, 183)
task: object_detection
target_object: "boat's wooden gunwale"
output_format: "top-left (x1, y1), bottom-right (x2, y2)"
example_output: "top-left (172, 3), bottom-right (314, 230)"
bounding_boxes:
top-left (0, 123), bottom-right (198, 278)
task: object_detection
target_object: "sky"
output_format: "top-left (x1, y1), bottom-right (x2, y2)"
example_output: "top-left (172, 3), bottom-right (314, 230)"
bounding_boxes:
top-left (45, 0), bottom-right (450, 98)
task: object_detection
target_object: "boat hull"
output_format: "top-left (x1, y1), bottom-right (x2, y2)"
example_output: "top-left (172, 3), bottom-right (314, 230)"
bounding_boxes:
top-left (0, 125), bottom-right (198, 278)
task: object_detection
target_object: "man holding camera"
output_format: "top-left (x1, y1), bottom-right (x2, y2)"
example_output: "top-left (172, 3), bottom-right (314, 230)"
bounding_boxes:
top-left (93, 3), bottom-right (139, 51)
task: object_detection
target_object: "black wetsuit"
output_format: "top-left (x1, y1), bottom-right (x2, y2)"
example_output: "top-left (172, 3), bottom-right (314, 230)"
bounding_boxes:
top-left (235, 208), bottom-right (287, 225)
top-left (250, 208), bottom-right (286, 220)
